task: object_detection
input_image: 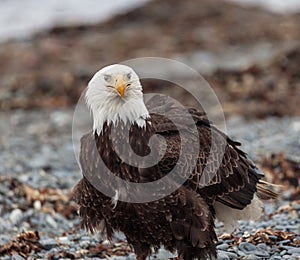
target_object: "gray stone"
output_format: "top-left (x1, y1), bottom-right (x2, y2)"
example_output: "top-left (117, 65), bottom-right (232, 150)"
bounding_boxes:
top-left (238, 242), bottom-right (257, 252)
top-left (268, 235), bottom-right (278, 241)
top-left (288, 248), bottom-right (300, 254)
top-left (280, 240), bottom-right (293, 245)
top-left (9, 208), bottom-right (23, 223)
top-left (256, 243), bottom-right (267, 250)
top-left (57, 236), bottom-right (70, 245)
top-left (236, 250), bottom-right (246, 257)
top-left (217, 251), bottom-right (230, 260)
top-left (222, 251), bottom-right (238, 258)
top-left (218, 250), bottom-right (237, 259)
top-left (243, 254), bottom-right (259, 260)
top-left (39, 238), bottom-right (58, 250)
top-left (217, 243), bottom-right (229, 250)
top-left (79, 240), bottom-right (90, 248)
top-left (254, 249), bottom-right (270, 258)
top-left (45, 215), bottom-right (58, 229)
top-left (11, 254), bottom-right (25, 260)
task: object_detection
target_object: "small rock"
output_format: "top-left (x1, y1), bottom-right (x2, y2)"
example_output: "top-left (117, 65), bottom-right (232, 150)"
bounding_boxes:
top-left (58, 236), bottom-right (69, 244)
top-left (9, 209), bottom-right (23, 223)
top-left (280, 250), bottom-right (287, 256)
top-left (45, 215), bottom-right (57, 229)
top-left (33, 200), bottom-right (42, 210)
top-left (280, 240), bottom-right (292, 245)
top-left (256, 243), bottom-right (267, 250)
top-left (11, 254), bottom-right (25, 260)
top-left (152, 248), bottom-right (177, 259)
top-left (271, 256), bottom-right (282, 260)
top-left (269, 235), bottom-right (278, 241)
top-left (243, 254), bottom-right (258, 260)
top-left (80, 236), bottom-right (91, 241)
top-left (254, 249), bottom-right (270, 258)
top-left (217, 243), bottom-right (229, 250)
top-left (102, 239), bottom-right (110, 246)
top-left (280, 245), bottom-right (294, 251)
top-left (40, 237), bottom-right (57, 250)
top-left (217, 251), bottom-right (230, 260)
top-left (79, 240), bottom-right (90, 248)
top-left (288, 248), bottom-right (300, 254)
top-left (237, 250), bottom-right (246, 257)
top-left (222, 251), bottom-right (238, 258)
top-left (238, 242), bottom-right (257, 252)
top-left (292, 203), bottom-right (300, 210)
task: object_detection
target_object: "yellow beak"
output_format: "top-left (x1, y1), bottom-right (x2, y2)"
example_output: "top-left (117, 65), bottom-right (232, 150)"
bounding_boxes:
top-left (116, 79), bottom-right (125, 98)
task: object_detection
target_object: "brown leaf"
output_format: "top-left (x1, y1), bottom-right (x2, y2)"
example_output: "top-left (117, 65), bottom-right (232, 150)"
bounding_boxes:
top-left (0, 231), bottom-right (42, 257)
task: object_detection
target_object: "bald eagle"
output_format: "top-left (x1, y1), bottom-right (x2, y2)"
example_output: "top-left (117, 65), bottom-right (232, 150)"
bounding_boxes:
top-left (72, 64), bottom-right (277, 260)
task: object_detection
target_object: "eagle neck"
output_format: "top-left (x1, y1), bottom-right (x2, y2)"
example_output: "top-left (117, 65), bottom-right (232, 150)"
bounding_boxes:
top-left (91, 98), bottom-right (149, 135)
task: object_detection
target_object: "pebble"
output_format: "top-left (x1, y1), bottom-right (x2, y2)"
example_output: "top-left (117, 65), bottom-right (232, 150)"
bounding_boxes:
top-left (238, 242), bottom-right (257, 252)
top-left (79, 240), bottom-right (90, 248)
top-left (217, 251), bottom-right (230, 260)
top-left (254, 250), bottom-right (270, 258)
top-left (280, 250), bottom-right (287, 256)
top-left (288, 248), bottom-right (300, 254)
top-left (268, 235), bottom-right (278, 241)
top-left (218, 251), bottom-right (238, 259)
top-left (33, 200), bottom-right (42, 210)
top-left (242, 254), bottom-right (258, 260)
top-left (11, 254), bottom-right (25, 260)
top-left (237, 242), bottom-right (270, 258)
top-left (256, 243), bottom-right (267, 250)
top-left (45, 215), bottom-right (58, 229)
top-left (237, 249), bottom-right (246, 256)
top-left (292, 203), bottom-right (300, 210)
top-left (57, 236), bottom-right (70, 244)
top-left (280, 240), bottom-right (293, 245)
top-left (39, 237), bottom-right (58, 250)
top-left (9, 209), bottom-right (23, 223)
top-left (80, 235), bottom-right (91, 241)
top-left (217, 243), bottom-right (229, 250)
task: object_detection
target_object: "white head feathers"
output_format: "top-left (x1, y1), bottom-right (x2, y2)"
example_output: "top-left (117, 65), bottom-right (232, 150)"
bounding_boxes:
top-left (85, 64), bottom-right (149, 134)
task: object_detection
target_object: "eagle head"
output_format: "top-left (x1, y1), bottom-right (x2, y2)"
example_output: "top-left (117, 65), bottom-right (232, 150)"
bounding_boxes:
top-left (85, 64), bottom-right (149, 134)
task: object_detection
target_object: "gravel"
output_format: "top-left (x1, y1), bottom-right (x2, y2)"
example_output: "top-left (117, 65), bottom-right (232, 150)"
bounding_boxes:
top-left (226, 116), bottom-right (300, 163)
top-left (0, 109), bottom-right (299, 259)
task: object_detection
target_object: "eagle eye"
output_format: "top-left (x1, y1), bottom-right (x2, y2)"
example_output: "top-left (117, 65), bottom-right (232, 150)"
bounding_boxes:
top-left (104, 74), bottom-right (112, 82)
top-left (126, 73), bottom-right (132, 80)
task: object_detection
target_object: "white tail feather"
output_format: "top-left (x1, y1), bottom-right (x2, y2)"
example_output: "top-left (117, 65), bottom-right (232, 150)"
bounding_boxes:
top-left (214, 195), bottom-right (263, 233)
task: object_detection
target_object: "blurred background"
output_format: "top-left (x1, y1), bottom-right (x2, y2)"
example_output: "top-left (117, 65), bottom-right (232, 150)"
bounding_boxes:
top-left (0, 0), bottom-right (299, 259)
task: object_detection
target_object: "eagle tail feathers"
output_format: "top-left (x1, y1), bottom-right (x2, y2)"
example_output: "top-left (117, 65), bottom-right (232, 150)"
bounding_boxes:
top-left (256, 180), bottom-right (280, 200)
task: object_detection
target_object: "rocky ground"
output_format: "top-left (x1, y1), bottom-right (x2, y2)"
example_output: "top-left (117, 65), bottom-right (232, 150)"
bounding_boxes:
top-left (0, 0), bottom-right (300, 259)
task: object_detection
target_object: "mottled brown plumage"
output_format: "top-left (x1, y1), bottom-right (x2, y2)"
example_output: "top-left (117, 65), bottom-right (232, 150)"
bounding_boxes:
top-left (72, 65), bottom-right (276, 259)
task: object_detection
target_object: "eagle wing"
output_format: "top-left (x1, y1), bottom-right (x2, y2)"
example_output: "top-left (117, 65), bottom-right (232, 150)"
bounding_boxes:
top-left (147, 96), bottom-right (261, 210)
